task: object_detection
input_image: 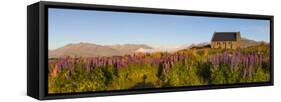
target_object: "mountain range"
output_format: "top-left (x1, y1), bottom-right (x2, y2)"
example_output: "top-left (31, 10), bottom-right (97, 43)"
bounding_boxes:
top-left (49, 38), bottom-right (265, 58)
top-left (49, 43), bottom-right (152, 58)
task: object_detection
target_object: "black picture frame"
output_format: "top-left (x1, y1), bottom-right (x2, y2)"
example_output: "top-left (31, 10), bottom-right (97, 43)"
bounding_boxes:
top-left (27, 1), bottom-right (274, 100)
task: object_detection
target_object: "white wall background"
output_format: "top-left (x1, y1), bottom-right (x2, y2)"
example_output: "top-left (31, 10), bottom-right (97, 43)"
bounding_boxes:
top-left (0, 0), bottom-right (279, 101)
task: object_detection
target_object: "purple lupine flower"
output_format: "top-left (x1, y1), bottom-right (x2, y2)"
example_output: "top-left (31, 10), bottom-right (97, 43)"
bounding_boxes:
top-left (86, 59), bottom-right (92, 72)
top-left (223, 51), bottom-right (229, 64)
top-left (248, 54), bottom-right (255, 78)
top-left (230, 55), bottom-right (238, 71)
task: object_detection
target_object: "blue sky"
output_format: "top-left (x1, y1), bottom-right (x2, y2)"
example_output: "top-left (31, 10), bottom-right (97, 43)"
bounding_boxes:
top-left (48, 8), bottom-right (270, 50)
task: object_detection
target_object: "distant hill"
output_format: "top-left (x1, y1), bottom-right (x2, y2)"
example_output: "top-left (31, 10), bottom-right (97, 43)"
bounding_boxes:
top-left (188, 42), bottom-right (210, 49)
top-left (49, 37), bottom-right (266, 58)
top-left (49, 43), bottom-right (152, 58)
top-left (185, 38), bottom-right (266, 50)
top-left (134, 45), bottom-right (189, 53)
top-left (106, 44), bottom-right (152, 55)
top-left (240, 37), bottom-right (266, 48)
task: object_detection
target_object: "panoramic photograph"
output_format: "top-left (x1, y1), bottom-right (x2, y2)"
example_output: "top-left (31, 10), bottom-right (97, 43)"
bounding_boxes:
top-left (48, 8), bottom-right (270, 94)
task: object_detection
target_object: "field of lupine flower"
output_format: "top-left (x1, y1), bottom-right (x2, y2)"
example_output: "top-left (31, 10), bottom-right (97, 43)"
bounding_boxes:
top-left (48, 43), bottom-right (270, 94)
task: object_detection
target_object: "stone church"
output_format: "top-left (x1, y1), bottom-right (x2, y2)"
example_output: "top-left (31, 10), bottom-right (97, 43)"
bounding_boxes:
top-left (211, 32), bottom-right (241, 49)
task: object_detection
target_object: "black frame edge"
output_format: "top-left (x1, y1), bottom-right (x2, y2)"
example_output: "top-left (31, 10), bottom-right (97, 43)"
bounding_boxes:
top-left (270, 16), bottom-right (274, 86)
top-left (27, 2), bottom-right (40, 100)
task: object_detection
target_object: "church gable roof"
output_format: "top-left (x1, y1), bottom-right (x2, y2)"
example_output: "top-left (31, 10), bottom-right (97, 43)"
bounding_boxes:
top-left (211, 32), bottom-right (239, 41)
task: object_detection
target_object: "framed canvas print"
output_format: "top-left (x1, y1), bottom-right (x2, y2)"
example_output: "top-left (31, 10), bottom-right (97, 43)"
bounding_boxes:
top-left (27, 1), bottom-right (274, 100)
